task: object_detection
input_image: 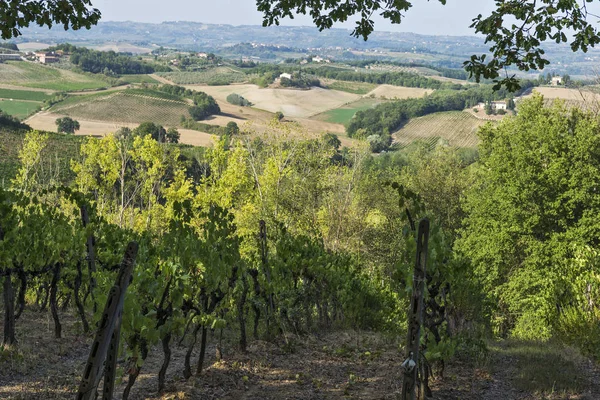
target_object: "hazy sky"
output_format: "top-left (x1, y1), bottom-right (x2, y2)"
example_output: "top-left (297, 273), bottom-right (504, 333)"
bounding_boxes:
top-left (91, 0), bottom-right (497, 36)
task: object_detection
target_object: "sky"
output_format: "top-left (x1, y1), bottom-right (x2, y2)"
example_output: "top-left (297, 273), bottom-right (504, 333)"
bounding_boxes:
top-left (90, 0), bottom-right (497, 36)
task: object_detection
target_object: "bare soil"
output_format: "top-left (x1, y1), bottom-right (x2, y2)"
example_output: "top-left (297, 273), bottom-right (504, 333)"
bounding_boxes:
top-left (1, 309), bottom-right (599, 400)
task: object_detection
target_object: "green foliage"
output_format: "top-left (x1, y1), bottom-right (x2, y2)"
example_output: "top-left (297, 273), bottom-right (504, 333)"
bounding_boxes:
top-left (0, 89), bottom-right (52, 102)
top-left (257, 0), bottom-right (600, 90)
top-left (189, 92), bottom-right (220, 121)
top-left (346, 83), bottom-right (535, 138)
top-left (226, 121), bottom-right (240, 136)
top-left (0, 1), bottom-right (100, 40)
top-left (55, 117), bottom-right (80, 134)
top-left (53, 43), bottom-right (170, 75)
top-left (133, 122), bottom-right (179, 144)
top-left (226, 93), bottom-right (252, 107)
top-left (458, 94), bottom-right (600, 340)
top-left (280, 73), bottom-right (320, 88)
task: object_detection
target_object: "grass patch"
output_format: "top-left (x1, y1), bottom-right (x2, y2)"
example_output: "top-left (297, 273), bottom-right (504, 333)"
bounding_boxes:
top-left (313, 98), bottom-right (382, 124)
top-left (119, 74), bottom-right (160, 84)
top-left (0, 88), bottom-right (52, 102)
top-left (326, 81), bottom-right (377, 95)
top-left (0, 99), bottom-right (41, 119)
top-left (0, 61), bottom-right (108, 91)
top-left (489, 340), bottom-right (590, 397)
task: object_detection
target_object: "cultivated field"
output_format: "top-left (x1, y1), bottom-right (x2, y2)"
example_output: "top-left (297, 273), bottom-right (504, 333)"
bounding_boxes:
top-left (364, 84), bottom-right (433, 99)
top-left (312, 98), bottom-right (384, 124)
top-left (0, 88), bottom-right (52, 101)
top-left (185, 84), bottom-right (361, 118)
top-left (50, 91), bottom-right (190, 126)
top-left (156, 67), bottom-right (249, 85)
top-left (14, 42), bottom-right (54, 51)
top-left (393, 111), bottom-right (488, 148)
top-left (531, 86), bottom-right (600, 102)
top-left (120, 74), bottom-right (160, 84)
top-left (24, 112), bottom-right (216, 147)
top-left (0, 61), bottom-right (108, 91)
top-left (0, 99), bottom-right (41, 119)
top-left (324, 80), bottom-right (378, 95)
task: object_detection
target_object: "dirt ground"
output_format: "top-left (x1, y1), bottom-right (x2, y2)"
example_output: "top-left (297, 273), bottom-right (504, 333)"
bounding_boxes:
top-left (1, 308), bottom-right (599, 400)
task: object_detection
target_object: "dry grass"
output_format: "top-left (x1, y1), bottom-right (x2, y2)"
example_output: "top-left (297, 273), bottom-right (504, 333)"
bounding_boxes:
top-left (25, 112), bottom-right (216, 148)
top-left (182, 84), bottom-right (361, 118)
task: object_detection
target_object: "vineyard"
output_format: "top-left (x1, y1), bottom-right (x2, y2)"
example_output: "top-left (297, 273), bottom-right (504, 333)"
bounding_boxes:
top-left (2, 96), bottom-right (600, 400)
top-left (50, 91), bottom-right (190, 126)
top-left (156, 67), bottom-right (250, 85)
top-left (393, 111), bottom-right (486, 148)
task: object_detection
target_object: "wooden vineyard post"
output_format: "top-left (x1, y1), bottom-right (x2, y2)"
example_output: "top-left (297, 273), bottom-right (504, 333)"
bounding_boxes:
top-left (76, 241), bottom-right (138, 400)
top-left (80, 205), bottom-right (97, 312)
top-left (401, 218), bottom-right (430, 400)
top-left (259, 220), bottom-right (274, 323)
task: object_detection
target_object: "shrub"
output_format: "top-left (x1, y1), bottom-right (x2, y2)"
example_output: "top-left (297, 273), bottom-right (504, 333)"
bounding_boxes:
top-left (226, 93), bottom-right (252, 107)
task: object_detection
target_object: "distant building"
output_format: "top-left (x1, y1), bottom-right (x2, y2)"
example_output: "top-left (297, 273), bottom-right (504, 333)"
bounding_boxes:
top-left (475, 101), bottom-right (507, 111)
top-left (197, 52), bottom-right (208, 58)
top-left (0, 53), bottom-right (21, 61)
top-left (313, 56), bottom-right (324, 63)
top-left (492, 101), bottom-right (507, 110)
top-left (35, 52), bottom-right (59, 64)
top-left (279, 73), bottom-right (292, 80)
top-left (551, 76), bottom-right (562, 86)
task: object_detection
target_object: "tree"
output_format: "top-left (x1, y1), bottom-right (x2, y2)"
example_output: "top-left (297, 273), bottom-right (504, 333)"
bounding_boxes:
top-left (458, 94), bottom-right (600, 341)
top-left (166, 127), bottom-right (180, 144)
top-left (56, 117), bottom-right (80, 134)
top-left (257, 0), bottom-right (600, 90)
top-left (226, 121), bottom-right (240, 136)
top-left (322, 133), bottom-right (341, 150)
top-left (275, 111), bottom-right (284, 121)
top-left (506, 98), bottom-right (516, 111)
top-left (0, 0), bottom-right (101, 40)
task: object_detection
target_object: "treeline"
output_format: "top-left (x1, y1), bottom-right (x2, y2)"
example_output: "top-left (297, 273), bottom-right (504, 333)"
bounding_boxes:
top-left (348, 82), bottom-right (535, 140)
top-left (280, 73), bottom-right (321, 89)
top-left (244, 63), bottom-right (451, 90)
top-left (153, 84), bottom-right (221, 121)
top-left (49, 44), bottom-right (171, 75)
top-left (346, 60), bottom-right (470, 80)
top-left (0, 110), bottom-right (30, 131)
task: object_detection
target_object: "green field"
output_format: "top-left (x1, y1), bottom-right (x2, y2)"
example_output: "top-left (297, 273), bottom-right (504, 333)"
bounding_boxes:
top-left (0, 99), bottom-right (41, 119)
top-left (313, 98), bottom-right (382, 124)
top-left (0, 61), bottom-right (109, 91)
top-left (0, 88), bottom-right (53, 102)
top-left (51, 91), bottom-right (190, 126)
top-left (120, 74), bottom-right (160, 84)
top-left (326, 80), bottom-right (378, 95)
top-left (156, 67), bottom-right (249, 85)
top-left (393, 111), bottom-right (488, 148)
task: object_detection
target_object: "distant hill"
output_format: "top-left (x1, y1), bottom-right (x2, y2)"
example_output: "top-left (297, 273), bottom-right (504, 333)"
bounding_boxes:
top-left (13, 21), bottom-right (600, 75)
